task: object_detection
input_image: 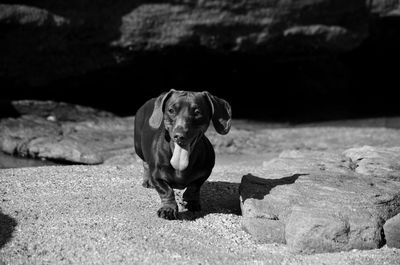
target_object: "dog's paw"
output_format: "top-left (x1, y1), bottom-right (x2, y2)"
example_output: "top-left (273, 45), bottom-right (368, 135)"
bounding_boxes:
top-left (185, 200), bottom-right (201, 212)
top-left (142, 179), bottom-right (154, 189)
top-left (157, 205), bottom-right (178, 220)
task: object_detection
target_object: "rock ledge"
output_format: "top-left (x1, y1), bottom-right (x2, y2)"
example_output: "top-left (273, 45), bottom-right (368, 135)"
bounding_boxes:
top-left (240, 146), bottom-right (400, 254)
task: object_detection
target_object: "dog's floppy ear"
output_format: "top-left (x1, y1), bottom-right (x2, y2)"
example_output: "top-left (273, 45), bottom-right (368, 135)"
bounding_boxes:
top-left (203, 92), bottom-right (232, 135)
top-left (149, 89), bottom-right (175, 129)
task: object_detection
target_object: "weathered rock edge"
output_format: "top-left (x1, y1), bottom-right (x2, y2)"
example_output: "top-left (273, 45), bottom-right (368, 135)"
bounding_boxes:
top-left (239, 146), bottom-right (400, 254)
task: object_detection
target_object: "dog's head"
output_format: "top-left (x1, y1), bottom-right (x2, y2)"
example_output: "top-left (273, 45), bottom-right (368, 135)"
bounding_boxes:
top-left (149, 89), bottom-right (232, 170)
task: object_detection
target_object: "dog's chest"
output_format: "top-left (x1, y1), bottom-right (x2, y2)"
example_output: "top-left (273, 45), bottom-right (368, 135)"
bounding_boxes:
top-left (169, 168), bottom-right (208, 189)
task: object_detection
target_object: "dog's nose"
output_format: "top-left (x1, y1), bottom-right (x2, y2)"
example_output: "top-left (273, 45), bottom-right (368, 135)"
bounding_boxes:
top-left (173, 133), bottom-right (186, 143)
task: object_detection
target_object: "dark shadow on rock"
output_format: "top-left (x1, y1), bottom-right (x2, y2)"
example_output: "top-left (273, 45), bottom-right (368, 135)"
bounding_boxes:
top-left (179, 175), bottom-right (308, 220)
top-left (0, 210), bottom-right (17, 249)
top-left (179, 181), bottom-right (241, 221)
top-left (239, 173), bottom-right (307, 202)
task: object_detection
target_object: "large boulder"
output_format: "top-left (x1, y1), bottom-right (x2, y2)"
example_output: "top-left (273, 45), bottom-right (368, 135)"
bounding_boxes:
top-left (0, 0), bottom-right (371, 84)
top-left (240, 146), bottom-right (400, 254)
top-left (0, 100), bottom-right (135, 165)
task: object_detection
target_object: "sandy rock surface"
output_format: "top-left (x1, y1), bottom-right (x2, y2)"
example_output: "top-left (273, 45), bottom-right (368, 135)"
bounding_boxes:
top-left (240, 146), bottom-right (400, 254)
top-left (1, 163), bottom-right (400, 265)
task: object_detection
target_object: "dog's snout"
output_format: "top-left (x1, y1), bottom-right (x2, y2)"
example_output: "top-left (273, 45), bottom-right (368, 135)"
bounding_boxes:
top-left (172, 123), bottom-right (188, 144)
top-left (173, 132), bottom-right (186, 143)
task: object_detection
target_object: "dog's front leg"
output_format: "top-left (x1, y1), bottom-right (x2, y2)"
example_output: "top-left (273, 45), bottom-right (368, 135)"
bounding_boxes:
top-left (153, 169), bottom-right (178, 220)
top-left (183, 175), bottom-right (209, 212)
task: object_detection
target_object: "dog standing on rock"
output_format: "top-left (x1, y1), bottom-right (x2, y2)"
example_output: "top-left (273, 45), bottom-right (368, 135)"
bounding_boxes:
top-left (134, 89), bottom-right (232, 220)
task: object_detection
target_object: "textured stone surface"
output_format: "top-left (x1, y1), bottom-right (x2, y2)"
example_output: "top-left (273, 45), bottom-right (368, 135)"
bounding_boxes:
top-left (343, 146), bottom-right (400, 179)
top-left (240, 146), bottom-right (400, 254)
top-left (384, 213), bottom-right (400, 248)
top-left (1, 164), bottom-right (400, 264)
top-left (0, 101), bottom-right (134, 165)
top-left (0, 1), bottom-right (371, 84)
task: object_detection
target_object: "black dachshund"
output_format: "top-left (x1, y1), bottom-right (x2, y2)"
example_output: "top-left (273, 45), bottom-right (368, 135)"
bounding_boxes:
top-left (134, 89), bottom-right (231, 219)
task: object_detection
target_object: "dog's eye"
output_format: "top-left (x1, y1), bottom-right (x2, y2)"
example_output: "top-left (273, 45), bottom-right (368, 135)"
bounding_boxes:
top-left (194, 109), bottom-right (201, 116)
top-left (168, 108), bottom-right (175, 115)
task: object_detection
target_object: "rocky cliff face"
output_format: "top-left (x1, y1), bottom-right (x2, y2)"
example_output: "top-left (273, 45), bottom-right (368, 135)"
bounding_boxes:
top-left (0, 0), bottom-right (382, 84)
top-left (1, 1), bottom-right (399, 121)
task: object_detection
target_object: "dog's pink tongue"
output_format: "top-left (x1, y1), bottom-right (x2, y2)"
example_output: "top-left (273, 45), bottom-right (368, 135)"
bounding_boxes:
top-left (170, 143), bottom-right (189, 171)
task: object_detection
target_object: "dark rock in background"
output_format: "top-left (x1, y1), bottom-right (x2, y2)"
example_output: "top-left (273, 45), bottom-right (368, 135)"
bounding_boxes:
top-left (370, 0), bottom-right (400, 16)
top-left (0, 1), bottom-right (399, 121)
top-left (0, 0), bottom-right (370, 85)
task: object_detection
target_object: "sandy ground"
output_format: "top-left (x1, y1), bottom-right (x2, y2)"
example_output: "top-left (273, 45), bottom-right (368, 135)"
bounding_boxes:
top-left (1, 158), bottom-right (400, 264)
